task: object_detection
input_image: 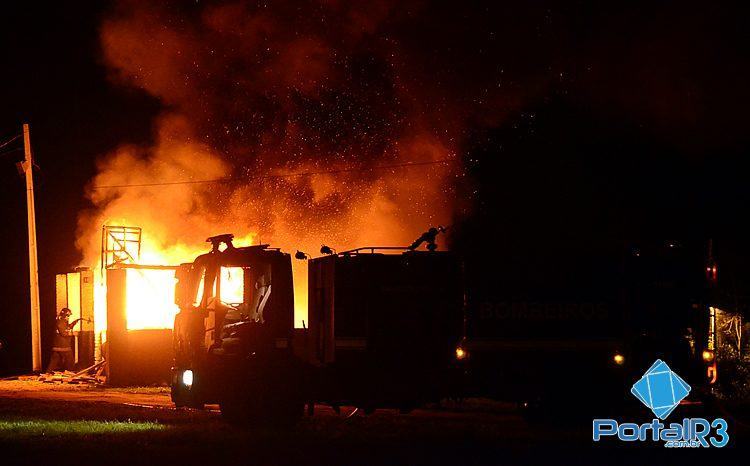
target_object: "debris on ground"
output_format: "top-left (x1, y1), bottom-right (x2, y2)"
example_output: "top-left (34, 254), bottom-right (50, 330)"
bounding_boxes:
top-left (30, 361), bottom-right (107, 385)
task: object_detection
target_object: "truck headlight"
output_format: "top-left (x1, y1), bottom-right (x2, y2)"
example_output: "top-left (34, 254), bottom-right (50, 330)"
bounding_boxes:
top-left (182, 369), bottom-right (194, 388)
top-left (455, 346), bottom-right (468, 361)
top-left (613, 353), bottom-right (625, 365)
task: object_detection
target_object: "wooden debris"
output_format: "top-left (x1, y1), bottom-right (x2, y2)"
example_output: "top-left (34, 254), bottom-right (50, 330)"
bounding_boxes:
top-left (36, 360), bottom-right (107, 385)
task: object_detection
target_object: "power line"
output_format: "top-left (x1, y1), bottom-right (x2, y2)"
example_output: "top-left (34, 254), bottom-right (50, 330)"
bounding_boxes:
top-left (91, 158), bottom-right (459, 190)
top-left (0, 134), bottom-right (21, 151)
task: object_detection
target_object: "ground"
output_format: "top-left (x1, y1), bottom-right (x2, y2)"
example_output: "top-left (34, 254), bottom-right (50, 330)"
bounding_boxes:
top-left (0, 380), bottom-right (746, 465)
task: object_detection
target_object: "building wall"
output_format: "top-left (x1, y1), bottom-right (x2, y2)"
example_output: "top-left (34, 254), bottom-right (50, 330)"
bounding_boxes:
top-left (105, 268), bottom-right (174, 386)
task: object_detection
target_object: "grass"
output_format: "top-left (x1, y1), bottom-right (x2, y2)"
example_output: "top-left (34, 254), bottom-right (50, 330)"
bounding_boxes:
top-left (0, 419), bottom-right (166, 439)
top-left (0, 394), bottom-right (745, 465)
top-left (0, 392), bottom-right (726, 462)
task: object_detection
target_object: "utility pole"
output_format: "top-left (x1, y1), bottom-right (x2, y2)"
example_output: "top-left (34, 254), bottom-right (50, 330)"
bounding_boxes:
top-left (22, 123), bottom-right (42, 372)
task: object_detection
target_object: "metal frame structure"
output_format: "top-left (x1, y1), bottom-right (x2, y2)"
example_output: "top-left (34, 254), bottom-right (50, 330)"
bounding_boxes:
top-left (101, 225), bottom-right (142, 271)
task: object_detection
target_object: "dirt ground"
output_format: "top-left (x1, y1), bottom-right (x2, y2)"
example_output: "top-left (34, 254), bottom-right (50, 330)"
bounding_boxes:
top-left (0, 380), bottom-right (746, 465)
top-left (0, 379), bottom-right (174, 406)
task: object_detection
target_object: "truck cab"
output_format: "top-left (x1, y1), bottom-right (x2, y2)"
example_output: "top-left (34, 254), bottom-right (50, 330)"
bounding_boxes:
top-left (170, 234), bottom-right (298, 418)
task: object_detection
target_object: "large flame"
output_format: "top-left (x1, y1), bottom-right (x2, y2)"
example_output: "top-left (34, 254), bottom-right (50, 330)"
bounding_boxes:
top-left (124, 268), bottom-right (179, 330)
top-left (91, 231), bottom-right (255, 334)
top-left (78, 1), bottom-right (472, 337)
top-left (122, 265), bottom-right (246, 330)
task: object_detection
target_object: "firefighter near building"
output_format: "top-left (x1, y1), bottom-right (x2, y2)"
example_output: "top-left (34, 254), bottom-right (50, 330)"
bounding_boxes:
top-left (170, 233), bottom-right (464, 422)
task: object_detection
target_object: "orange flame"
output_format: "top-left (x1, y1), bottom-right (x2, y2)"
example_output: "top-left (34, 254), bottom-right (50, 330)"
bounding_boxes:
top-left (78, 2), bottom-right (461, 340)
top-left (90, 231), bottom-right (256, 335)
top-left (124, 269), bottom-right (179, 330)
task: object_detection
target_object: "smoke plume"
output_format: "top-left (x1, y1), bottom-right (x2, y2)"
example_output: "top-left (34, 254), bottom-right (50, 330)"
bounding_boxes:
top-left (77, 0), bottom-right (532, 322)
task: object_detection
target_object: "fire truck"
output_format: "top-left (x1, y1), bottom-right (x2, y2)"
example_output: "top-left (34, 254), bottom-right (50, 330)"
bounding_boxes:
top-left (170, 234), bottom-right (464, 423)
top-left (461, 240), bottom-right (722, 413)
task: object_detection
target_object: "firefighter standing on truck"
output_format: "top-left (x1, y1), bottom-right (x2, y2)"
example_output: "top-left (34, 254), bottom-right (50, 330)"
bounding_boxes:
top-left (46, 308), bottom-right (88, 373)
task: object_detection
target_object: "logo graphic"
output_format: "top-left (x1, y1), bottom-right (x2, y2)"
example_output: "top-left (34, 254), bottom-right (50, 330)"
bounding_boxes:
top-left (630, 359), bottom-right (690, 420)
top-left (593, 359), bottom-right (728, 447)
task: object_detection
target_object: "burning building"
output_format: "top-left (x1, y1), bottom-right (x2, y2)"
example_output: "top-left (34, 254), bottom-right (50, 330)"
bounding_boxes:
top-left (57, 226), bottom-right (250, 385)
top-left (75, 1), bottom-right (465, 333)
top-left (63, 2), bottom-right (498, 384)
top-left (105, 264), bottom-right (180, 386)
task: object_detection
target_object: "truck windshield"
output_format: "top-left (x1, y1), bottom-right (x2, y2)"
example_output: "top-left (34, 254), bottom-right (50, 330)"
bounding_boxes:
top-left (219, 267), bottom-right (245, 306)
top-left (192, 266), bottom-right (246, 308)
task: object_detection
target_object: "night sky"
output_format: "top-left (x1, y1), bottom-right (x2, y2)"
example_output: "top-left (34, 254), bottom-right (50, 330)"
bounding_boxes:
top-left (1, 0), bottom-right (749, 374)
